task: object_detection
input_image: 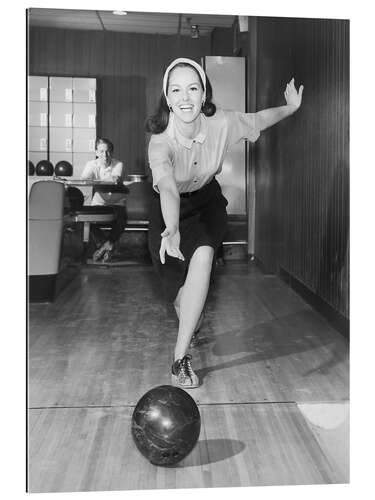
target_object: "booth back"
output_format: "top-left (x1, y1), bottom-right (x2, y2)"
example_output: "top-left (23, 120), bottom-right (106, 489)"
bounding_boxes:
top-left (28, 180), bottom-right (65, 276)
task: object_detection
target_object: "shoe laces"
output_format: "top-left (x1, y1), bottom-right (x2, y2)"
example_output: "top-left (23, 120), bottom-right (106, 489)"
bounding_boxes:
top-left (174, 354), bottom-right (194, 381)
top-left (182, 354), bottom-right (194, 379)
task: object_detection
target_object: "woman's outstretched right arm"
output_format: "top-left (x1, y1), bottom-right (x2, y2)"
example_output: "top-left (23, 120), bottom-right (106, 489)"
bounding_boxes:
top-left (158, 175), bottom-right (185, 264)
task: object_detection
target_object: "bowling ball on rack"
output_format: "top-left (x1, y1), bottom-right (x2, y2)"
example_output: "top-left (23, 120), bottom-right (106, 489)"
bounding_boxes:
top-left (28, 160), bottom-right (35, 176)
top-left (54, 160), bottom-right (73, 177)
top-left (36, 159), bottom-right (54, 176)
top-left (131, 385), bottom-right (201, 466)
top-left (65, 186), bottom-right (84, 210)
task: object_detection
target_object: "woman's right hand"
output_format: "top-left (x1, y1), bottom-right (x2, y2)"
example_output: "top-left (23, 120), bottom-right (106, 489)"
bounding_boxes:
top-left (159, 226), bottom-right (185, 264)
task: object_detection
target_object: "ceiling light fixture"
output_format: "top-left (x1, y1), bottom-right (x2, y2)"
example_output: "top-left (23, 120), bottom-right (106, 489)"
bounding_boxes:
top-left (191, 24), bottom-right (199, 38)
top-left (186, 17), bottom-right (199, 39)
top-left (112, 11), bottom-right (127, 16)
top-left (191, 24), bottom-right (199, 39)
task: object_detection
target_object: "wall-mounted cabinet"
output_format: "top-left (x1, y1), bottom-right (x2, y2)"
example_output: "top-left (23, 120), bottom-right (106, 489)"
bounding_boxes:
top-left (28, 76), bottom-right (97, 177)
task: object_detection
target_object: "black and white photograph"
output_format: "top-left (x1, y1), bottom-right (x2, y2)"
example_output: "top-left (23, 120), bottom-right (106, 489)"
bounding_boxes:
top-left (15, 0), bottom-right (367, 497)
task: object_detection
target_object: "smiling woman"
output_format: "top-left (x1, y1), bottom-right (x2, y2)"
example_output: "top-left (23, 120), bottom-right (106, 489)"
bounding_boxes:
top-left (146, 59), bottom-right (217, 136)
top-left (145, 57), bottom-right (303, 390)
top-left (168, 66), bottom-right (204, 130)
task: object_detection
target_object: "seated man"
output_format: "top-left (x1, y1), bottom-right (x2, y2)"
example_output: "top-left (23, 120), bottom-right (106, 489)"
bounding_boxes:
top-left (81, 137), bottom-right (130, 262)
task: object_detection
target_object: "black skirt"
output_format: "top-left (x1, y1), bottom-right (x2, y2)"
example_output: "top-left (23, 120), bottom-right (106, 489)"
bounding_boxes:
top-left (148, 178), bottom-right (228, 302)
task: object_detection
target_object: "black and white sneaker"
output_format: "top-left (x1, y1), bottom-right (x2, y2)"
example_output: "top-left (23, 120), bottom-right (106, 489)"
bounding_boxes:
top-left (171, 354), bottom-right (199, 389)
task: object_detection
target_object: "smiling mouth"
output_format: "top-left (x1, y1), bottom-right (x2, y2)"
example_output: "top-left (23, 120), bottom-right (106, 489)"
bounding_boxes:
top-left (179, 105), bottom-right (194, 111)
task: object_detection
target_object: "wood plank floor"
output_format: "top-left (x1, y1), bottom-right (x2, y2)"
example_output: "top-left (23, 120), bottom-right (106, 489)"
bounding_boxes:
top-left (28, 262), bottom-right (349, 492)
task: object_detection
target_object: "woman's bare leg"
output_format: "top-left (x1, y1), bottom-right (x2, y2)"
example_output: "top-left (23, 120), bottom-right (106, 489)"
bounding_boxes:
top-left (173, 286), bottom-right (183, 319)
top-left (173, 245), bottom-right (214, 361)
top-left (174, 286), bottom-right (204, 339)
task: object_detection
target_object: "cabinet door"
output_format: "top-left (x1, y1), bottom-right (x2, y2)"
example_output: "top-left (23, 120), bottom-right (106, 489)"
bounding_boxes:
top-left (50, 77), bottom-right (73, 102)
top-left (50, 127), bottom-right (73, 152)
top-left (49, 102), bottom-right (73, 127)
top-left (28, 127), bottom-right (48, 152)
top-left (73, 103), bottom-right (96, 128)
top-left (73, 78), bottom-right (96, 103)
top-left (73, 129), bottom-right (96, 153)
top-left (28, 101), bottom-right (48, 127)
top-left (28, 76), bottom-right (48, 102)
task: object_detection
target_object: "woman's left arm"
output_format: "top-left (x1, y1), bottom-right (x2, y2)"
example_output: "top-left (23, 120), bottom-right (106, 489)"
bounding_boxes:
top-left (256, 78), bottom-right (304, 131)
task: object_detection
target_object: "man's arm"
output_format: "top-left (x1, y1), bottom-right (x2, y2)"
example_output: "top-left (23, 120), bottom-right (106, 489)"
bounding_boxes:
top-left (110, 161), bottom-right (124, 184)
top-left (80, 162), bottom-right (95, 180)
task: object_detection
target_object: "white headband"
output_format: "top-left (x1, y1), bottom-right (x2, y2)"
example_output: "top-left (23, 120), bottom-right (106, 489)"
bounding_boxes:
top-left (162, 58), bottom-right (206, 102)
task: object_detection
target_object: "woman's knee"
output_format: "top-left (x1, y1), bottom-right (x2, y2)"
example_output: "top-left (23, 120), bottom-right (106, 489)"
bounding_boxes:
top-left (191, 246), bottom-right (214, 267)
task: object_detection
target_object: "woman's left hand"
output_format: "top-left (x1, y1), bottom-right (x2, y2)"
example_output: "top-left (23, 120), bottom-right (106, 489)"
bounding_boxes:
top-left (284, 78), bottom-right (304, 111)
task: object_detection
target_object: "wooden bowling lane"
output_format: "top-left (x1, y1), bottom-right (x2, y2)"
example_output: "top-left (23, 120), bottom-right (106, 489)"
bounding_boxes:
top-left (28, 263), bottom-right (349, 408)
top-left (28, 402), bottom-right (348, 492)
top-left (28, 262), bottom-right (349, 491)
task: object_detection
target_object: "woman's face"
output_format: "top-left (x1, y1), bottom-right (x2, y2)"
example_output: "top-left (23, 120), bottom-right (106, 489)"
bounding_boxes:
top-left (96, 143), bottom-right (112, 165)
top-left (167, 66), bottom-right (204, 124)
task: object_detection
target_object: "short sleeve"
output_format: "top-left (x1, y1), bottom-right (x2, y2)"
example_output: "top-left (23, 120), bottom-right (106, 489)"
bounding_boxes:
top-left (81, 161), bottom-right (95, 179)
top-left (148, 136), bottom-right (174, 192)
top-left (225, 111), bottom-right (260, 145)
top-left (111, 160), bottom-right (124, 180)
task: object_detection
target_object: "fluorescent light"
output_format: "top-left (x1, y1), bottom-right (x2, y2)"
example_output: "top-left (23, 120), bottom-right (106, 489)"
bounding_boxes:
top-left (112, 11), bottom-right (127, 16)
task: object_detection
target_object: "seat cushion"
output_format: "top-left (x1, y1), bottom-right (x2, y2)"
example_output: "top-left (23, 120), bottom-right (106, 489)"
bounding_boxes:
top-left (72, 205), bottom-right (115, 215)
top-left (69, 205), bottom-right (116, 223)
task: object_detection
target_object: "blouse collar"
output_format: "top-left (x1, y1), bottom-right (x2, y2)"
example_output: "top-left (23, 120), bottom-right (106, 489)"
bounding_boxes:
top-left (167, 113), bottom-right (208, 149)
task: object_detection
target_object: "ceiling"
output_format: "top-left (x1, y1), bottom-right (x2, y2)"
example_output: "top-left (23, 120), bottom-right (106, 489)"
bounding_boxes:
top-left (27, 8), bottom-right (236, 37)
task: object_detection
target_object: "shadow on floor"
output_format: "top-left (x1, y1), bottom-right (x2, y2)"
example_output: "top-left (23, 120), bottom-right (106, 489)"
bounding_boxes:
top-left (177, 438), bottom-right (245, 467)
top-left (194, 309), bottom-right (345, 383)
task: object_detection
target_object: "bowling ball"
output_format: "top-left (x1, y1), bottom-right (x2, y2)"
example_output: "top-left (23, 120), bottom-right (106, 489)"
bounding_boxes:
top-left (36, 159), bottom-right (54, 176)
top-left (131, 385), bottom-right (200, 466)
top-left (28, 160), bottom-right (35, 176)
top-left (55, 160), bottom-right (73, 177)
top-left (66, 186), bottom-right (84, 210)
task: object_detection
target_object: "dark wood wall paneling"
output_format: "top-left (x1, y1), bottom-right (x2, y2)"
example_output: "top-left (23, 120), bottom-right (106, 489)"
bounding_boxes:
top-left (254, 17), bottom-right (349, 318)
top-left (28, 20), bottom-right (350, 318)
top-left (28, 27), bottom-right (211, 175)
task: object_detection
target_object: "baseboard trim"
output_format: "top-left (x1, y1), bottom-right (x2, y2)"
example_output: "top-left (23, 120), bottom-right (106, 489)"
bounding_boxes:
top-left (28, 266), bottom-right (80, 303)
top-left (278, 267), bottom-right (349, 340)
top-left (251, 255), bottom-right (273, 275)
top-left (28, 274), bottom-right (57, 303)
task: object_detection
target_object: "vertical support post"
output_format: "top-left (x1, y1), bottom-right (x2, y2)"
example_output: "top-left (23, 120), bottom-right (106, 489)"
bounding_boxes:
top-left (83, 222), bottom-right (90, 242)
top-left (247, 16), bottom-right (258, 256)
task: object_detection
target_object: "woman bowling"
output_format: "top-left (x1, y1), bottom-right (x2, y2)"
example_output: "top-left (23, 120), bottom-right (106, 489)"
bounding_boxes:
top-left (146, 57), bottom-right (303, 389)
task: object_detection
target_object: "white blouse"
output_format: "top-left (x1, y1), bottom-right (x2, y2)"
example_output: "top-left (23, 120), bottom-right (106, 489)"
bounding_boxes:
top-left (148, 109), bottom-right (260, 193)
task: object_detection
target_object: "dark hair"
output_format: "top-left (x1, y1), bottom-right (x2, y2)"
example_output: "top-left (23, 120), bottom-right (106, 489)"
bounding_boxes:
top-left (95, 137), bottom-right (114, 154)
top-left (145, 62), bottom-right (216, 134)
